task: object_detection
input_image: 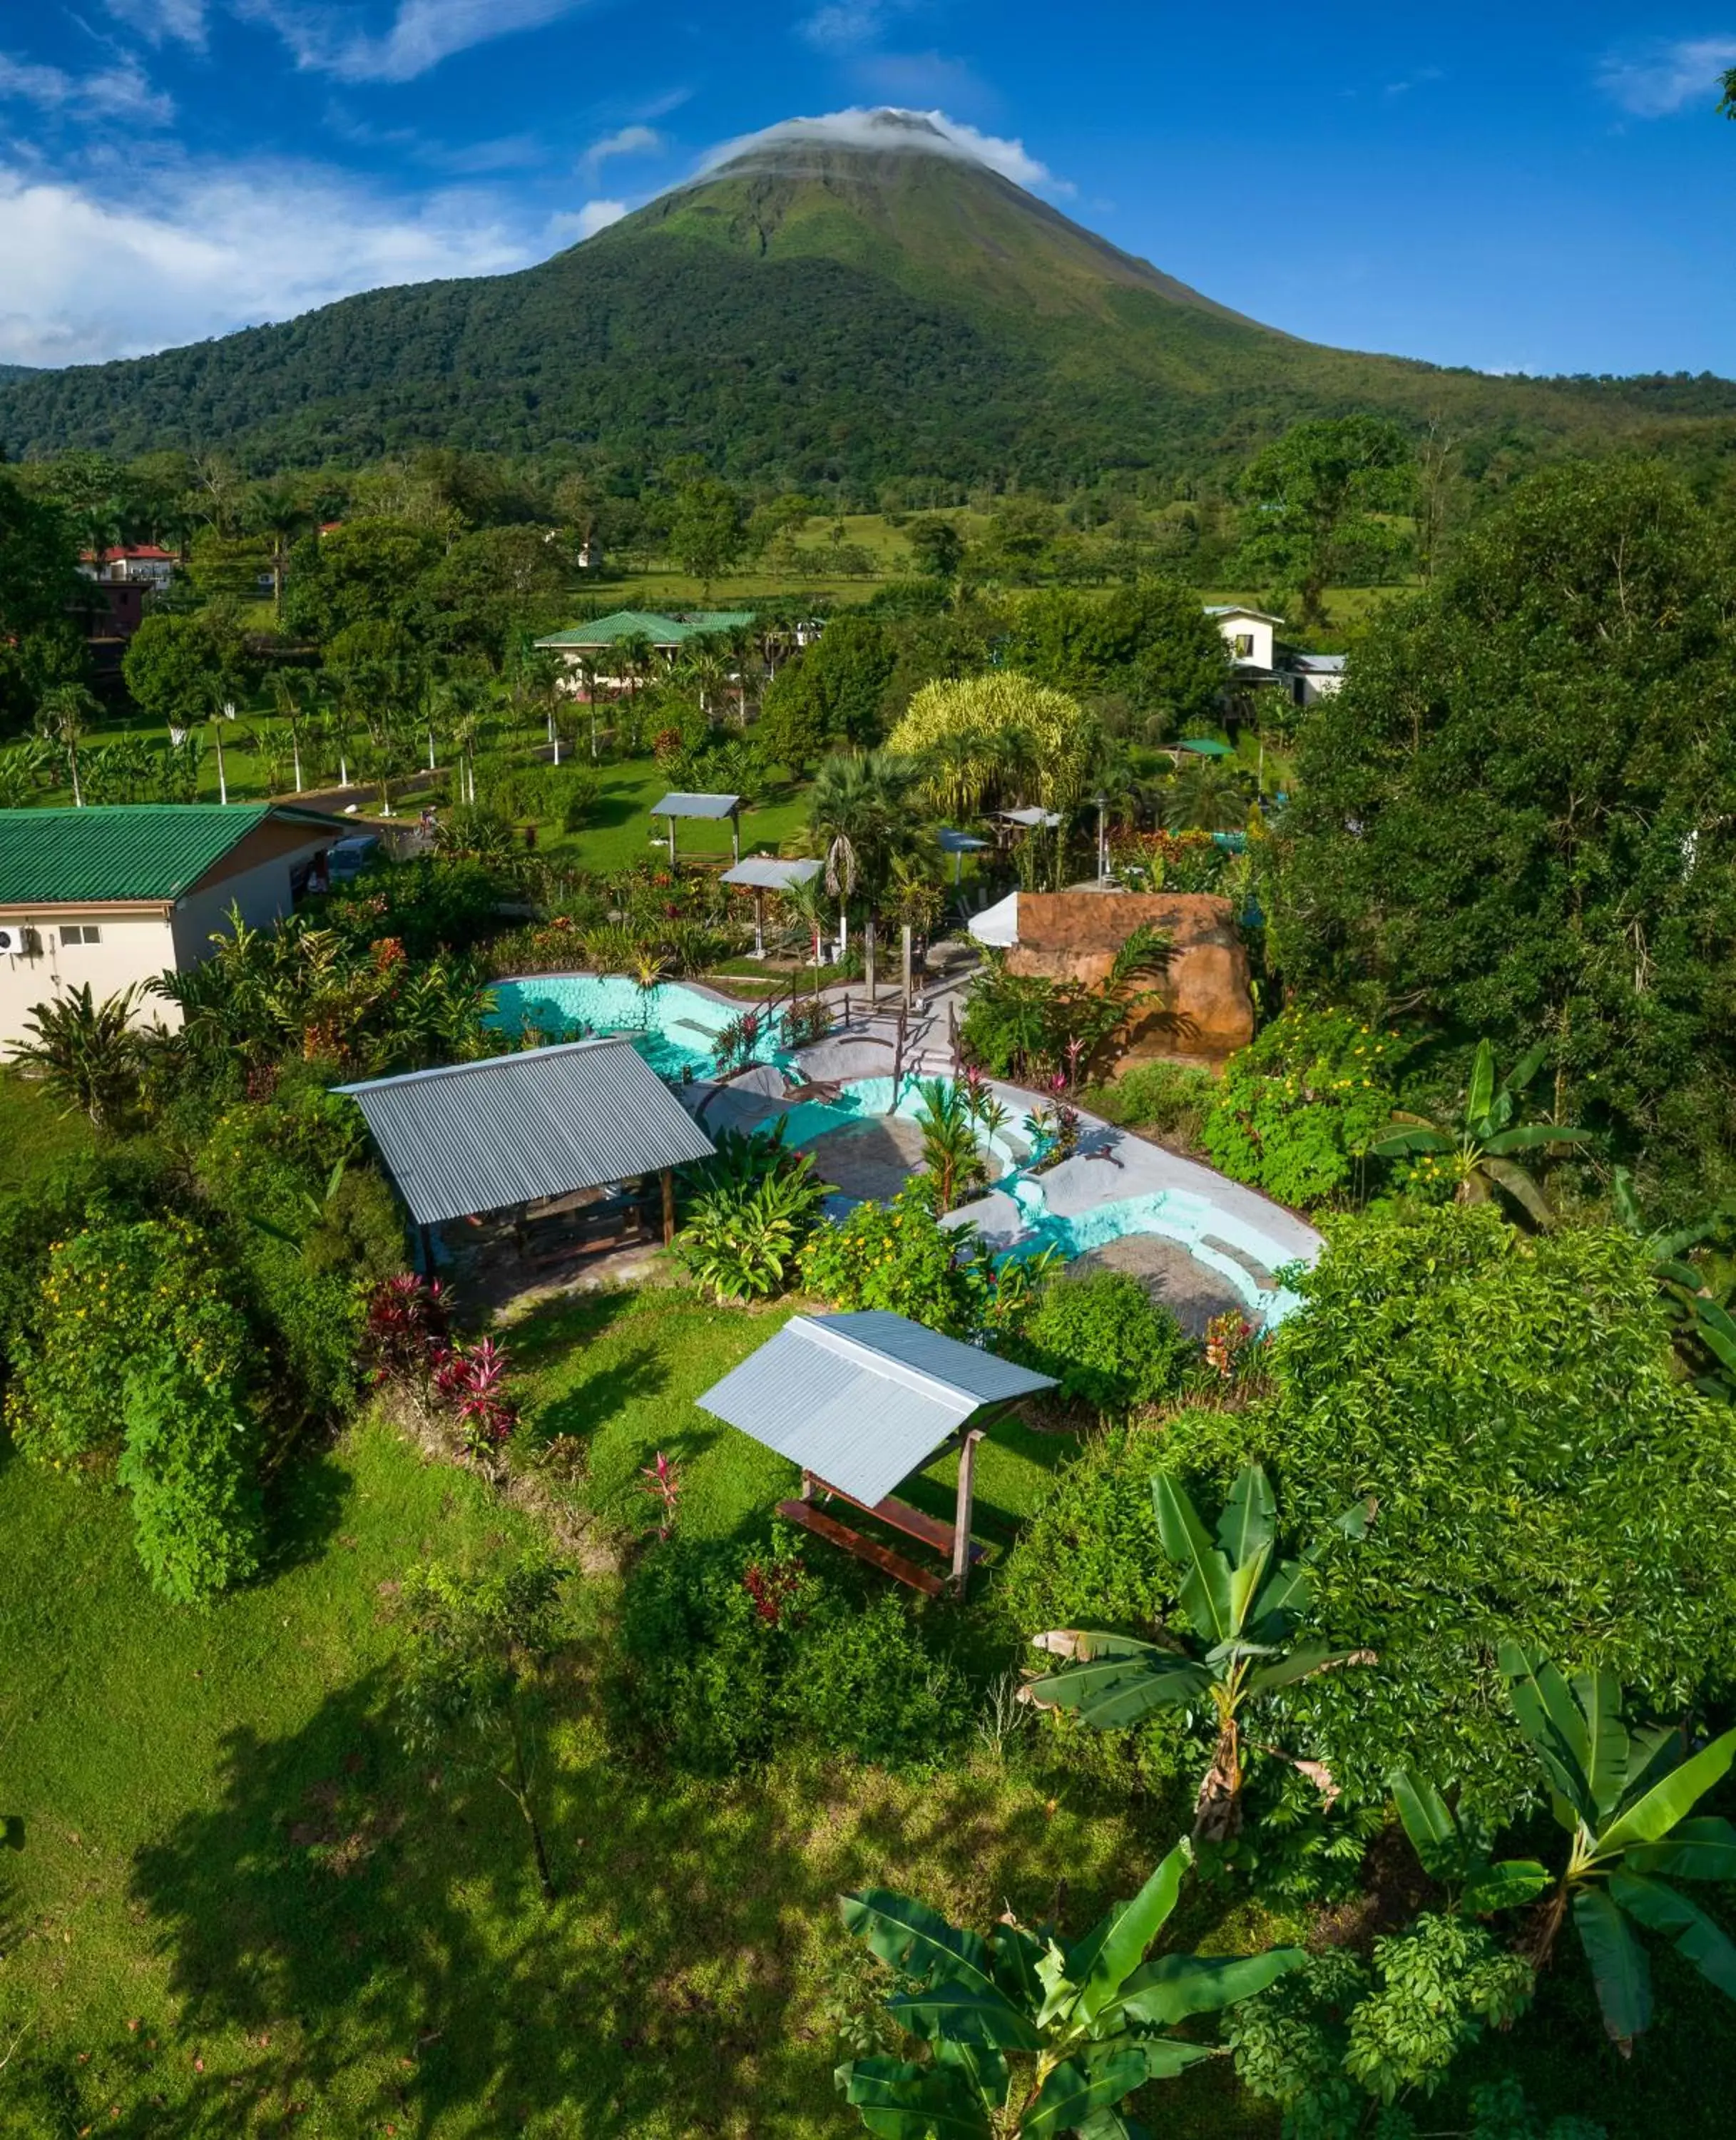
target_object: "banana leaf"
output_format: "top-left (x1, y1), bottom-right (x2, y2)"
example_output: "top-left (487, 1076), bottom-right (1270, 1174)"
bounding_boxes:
top-left (1625, 1816), bottom-right (1736, 1882)
top-left (840, 1890), bottom-right (997, 1994)
top-left (1018, 2053), bottom-right (1150, 2139)
top-left (1598, 1728), bottom-right (1736, 1855)
top-left (1068, 1840), bottom-right (1191, 2029)
top-left (1573, 1886), bottom-right (1652, 2049)
top-left (1153, 1474), bottom-right (1234, 1644)
top-left (835, 2057), bottom-right (994, 2140)
top-left (885, 1980), bottom-right (1043, 2051)
top-left (1609, 1871), bottom-right (1736, 2001)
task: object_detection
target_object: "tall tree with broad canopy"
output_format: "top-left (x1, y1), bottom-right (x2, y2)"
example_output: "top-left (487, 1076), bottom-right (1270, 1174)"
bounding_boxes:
top-left (0, 474), bottom-right (87, 738)
top-left (1273, 459), bottom-right (1736, 1221)
top-left (1232, 414), bottom-right (1414, 623)
top-left (1147, 1202), bottom-right (1736, 1820)
top-left (1008, 584), bottom-right (1232, 735)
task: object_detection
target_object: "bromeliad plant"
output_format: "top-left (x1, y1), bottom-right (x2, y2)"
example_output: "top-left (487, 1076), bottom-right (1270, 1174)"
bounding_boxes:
top-left (1369, 1038), bottom-right (1589, 1227)
top-left (1026, 1466), bottom-right (1372, 1838)
top-left (1394, 1646), bottom-right (1736, 2054)
top-left (677, 1121), bottom-right (827, 1303)
top-left (836, 1838), bottom-right (1302, 2139)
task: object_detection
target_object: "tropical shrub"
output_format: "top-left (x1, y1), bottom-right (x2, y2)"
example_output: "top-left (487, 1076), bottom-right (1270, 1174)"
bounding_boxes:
top-left (1083, 1057), bottom-right (1217, 1151)
top-left (619, 1532), bottom-right (961, 1773)
top-left (1162, 1203), bottom-right (1736, 1815)
top-left (1026, 1464), bottom-right (1372, 1837)
top-left (118, 1353), bottom-right (264, 1604)
top-left (1227, 1920), bottom-right (1535, 2139)
top-left (1014, 1268), bottom-right (1193, 1415)
top-left (1395, 1648), bottom-right (1736, 2052)
top-left (6, 1218), bottom-right (252, 1468)
top-left (678, 1163), bottom-right (826, 1303)
top-left (785, 1594), bottom-right (961, 1766)
top-left (11, 982), bottom-right (143, 1129)
top-left (799, 1185), bottom-right (996, 1338)
top-left (1202, 1007), bottom-right (1405, 1206)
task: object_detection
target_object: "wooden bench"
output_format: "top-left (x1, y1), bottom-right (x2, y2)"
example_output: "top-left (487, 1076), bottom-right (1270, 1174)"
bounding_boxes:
top-left (802, 1477), bottom-right (986, 1566)
top-left (777, 1499), bottom-right (945, 1598)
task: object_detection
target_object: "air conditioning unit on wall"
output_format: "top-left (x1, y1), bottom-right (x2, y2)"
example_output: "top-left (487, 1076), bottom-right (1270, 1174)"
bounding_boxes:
top-left (0, 924), bottom-right (39, 957)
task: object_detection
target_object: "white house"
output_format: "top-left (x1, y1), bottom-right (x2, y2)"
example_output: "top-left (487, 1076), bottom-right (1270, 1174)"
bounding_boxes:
top-left (1289, 652), bottom-right (1347, 706)
top-left (77, 545), bottom-right (177, 588)
top-left (1205, 604), bottom-right (1284, 671)
top-left (0, 803), bottom-right (346, 1052)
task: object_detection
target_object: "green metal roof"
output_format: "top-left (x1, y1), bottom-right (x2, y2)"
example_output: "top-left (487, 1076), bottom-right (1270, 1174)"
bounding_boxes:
top-left (534, 607), bottom-right (756, 651)
top-left (0, 804), bottom-right (339, 905)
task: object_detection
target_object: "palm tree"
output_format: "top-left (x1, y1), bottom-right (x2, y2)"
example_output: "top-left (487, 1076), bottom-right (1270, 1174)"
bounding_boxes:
top-left (34, 683), bottom-right (99, 808)
top-left (270, 671), bottom-right (316, 793)
top-left (13, 984), bottom-right (143, 1128)
top-left (807, 750), bottom-right (921, 972)
top-left (1369, 1038), bottom-right (1591, 1227)
top-left (575, 654), bottom-right (603, 760)
top-left (1163, 756), bottom-right (1250, 832)
top-left (617, 630), bottom-right (656, 705)
top-left (246, 482), bottom-right (309, 619)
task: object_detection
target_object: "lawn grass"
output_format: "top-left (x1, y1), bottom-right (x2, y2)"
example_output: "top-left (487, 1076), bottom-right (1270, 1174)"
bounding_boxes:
top-left (536, 754), bottom-right (813, 877)
top-left (0, 1069), bottom-right (91, 1196)
top-left (0, 1389), bottom-right (1271, 2139)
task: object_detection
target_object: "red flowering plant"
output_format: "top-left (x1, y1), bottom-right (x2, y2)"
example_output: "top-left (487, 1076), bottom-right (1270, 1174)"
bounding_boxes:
top-left (362, 1273), bottom-right (450, 1387)
top-left (638, 1449), bottom-right (683, 1539)
top-left (432, 1335), bottom-right (519, 1454)
top-left (741, 1541), bottom-right (812, 1626)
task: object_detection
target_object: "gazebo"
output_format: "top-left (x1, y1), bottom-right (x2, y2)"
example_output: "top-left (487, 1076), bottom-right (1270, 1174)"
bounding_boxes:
top-left (697, 1310), bottom-right (1055, 1598)
top-left (720, 855), bottom-right (822, 957)
top-left (337, 1037), bottom-right (716, 1267)
top-left (651, 791), bottom-right (741, 865)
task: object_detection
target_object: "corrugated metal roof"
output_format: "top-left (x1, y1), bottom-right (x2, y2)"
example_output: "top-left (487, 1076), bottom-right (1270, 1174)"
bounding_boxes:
top-left (336, 1037), bottom-right (716, 1226)
top-left (652, 792), bottom-right (740, 819)
top-left (936, 829), bottom-right (989, 853)
top-left (721, 857), bottom-right (821, 890)
top-left (696, 1310), bottom-right (1053, 1505)
top-left (0, 804), bottom-right (341, 905)
top-left (534, 610), bottom-right (695, 649)
top-left (996, 807), bottom-right (1062, 827)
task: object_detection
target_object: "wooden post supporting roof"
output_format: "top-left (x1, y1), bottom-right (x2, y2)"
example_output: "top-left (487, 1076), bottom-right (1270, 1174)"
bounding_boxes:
top-left (951, 1428), bottom-right (982, 1597)
top-left (660, 1166), bottom-right (675, 1245)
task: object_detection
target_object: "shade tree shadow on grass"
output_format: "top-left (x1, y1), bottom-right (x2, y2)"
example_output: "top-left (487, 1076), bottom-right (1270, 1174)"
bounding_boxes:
top-left (105, 1662), bottom-right (1160, 2139)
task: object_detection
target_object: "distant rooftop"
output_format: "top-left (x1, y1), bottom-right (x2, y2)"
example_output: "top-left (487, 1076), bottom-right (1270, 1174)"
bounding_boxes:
top-left (536, 608), bottom-right (756, 651)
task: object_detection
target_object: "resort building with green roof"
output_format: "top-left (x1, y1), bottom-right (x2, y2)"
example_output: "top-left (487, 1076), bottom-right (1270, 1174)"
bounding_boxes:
top-left (0, 803), bottom-right (346, 1051)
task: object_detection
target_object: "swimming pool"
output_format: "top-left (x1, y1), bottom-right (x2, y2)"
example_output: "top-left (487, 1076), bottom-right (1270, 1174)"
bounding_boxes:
top-left (489, 974), bottom-right (787, 1080)
top-left (771, 1074), bottom-right (1022, 1176)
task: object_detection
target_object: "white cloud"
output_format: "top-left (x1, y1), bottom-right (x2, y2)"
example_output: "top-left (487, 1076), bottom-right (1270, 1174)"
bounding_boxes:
top-left (700, 107), bottom-right (1068, 196)
top-left (800, 1), bottom-right (918, 51)
top-left (1600, 34), bottom-right (1736, 117)
top-left (580, 123), bottom-right (663, 176)
top-left (548, 198), bottom-right (627, 245)
top-left (238, 0), bottom-right (594, 84)
top-left (0, 51), bottom-right (173, 125)
top-left (111, 0), bottom-right (207, 49)
top-left (0, 158), bottom-right (537, 367)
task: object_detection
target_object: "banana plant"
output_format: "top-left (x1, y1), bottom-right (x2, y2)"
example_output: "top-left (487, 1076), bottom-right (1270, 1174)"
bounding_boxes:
top-left (836, 1836), bottom-right (1302, 2138)
top-left (1024, 1466), bottom-right (1372, 1839)
top-left (1395, 1647), bottom-right (1736, 2054)
top-left (1612, 1166), bottom-right (1736, 1402)
top-left (1368, 1037), bottom-right (1589, 1227)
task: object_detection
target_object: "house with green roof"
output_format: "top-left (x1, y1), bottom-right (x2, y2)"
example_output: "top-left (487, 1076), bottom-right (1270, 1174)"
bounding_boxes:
top-left (533, 608), bottom-right (758, 691)
top-left (0, 803), bottom-right (347, 1051)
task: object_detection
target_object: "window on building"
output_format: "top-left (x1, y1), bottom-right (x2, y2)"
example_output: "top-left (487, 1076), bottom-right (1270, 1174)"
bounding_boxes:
top-left (1232, 633), bottom-right (1254, 658)
top-left (60, 924), bottom-right (101, 946)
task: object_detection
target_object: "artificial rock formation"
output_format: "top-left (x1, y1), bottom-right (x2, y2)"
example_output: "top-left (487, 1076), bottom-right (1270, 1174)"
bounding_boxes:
top-left (1006, 891), bottom-right (1254, 1065)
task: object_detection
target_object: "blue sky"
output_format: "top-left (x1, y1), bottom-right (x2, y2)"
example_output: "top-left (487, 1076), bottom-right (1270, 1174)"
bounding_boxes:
top-left (0, 0), bottom-right (1732, 377)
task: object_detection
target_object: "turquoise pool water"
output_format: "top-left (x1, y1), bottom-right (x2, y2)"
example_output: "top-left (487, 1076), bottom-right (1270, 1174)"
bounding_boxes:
top-left (489, 976), bottom-right (1304, 1323)
top-left (489, 974), bottom-right (787, 1080)
top-left (995, 1176), bottom-right (1304, 1327)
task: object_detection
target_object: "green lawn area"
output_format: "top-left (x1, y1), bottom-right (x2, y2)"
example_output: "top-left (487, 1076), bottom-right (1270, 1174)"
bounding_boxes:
top-left (0, 1069), bottom-right (90, 1195)
top-left (0, 1367), bottom-right (1261, 2138)
top-left (538, 754), bottom-right (813, 875)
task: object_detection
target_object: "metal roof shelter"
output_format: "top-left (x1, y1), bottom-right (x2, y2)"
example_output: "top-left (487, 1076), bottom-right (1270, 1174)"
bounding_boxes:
top-left (651, 791), bottom-right (742, 865)
top-left (936, 827), bottom-right (990, 885)
top-left (337, 1037), bottom-right (715, 1251)
top-left (698, 1310), bottom-right (1054, 1597)
top-left (996, 807), bottom-right (1063, 830)
top-left (1178, 738), bottom-right (1235, 759)
top-left (721, 855), bottom-right (822, 955)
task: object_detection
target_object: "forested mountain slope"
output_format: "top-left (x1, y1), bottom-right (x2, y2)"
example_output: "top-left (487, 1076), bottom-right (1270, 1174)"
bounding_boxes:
top-left (2, 111), bottom-right (1731, 487)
